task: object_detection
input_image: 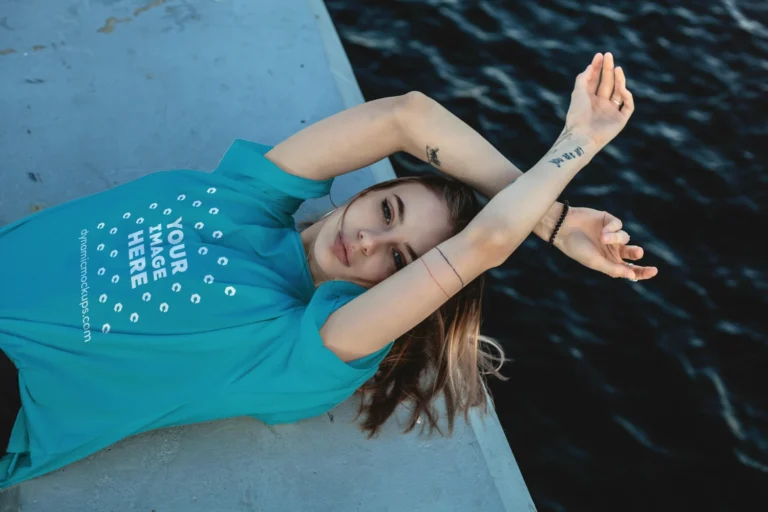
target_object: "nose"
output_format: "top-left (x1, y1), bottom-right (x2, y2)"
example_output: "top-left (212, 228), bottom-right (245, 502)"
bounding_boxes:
top-left (358, 228), bottom-right (396, 256)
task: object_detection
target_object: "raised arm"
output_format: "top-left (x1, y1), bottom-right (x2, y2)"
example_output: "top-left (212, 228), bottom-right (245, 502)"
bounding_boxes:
top-left (394, 91), bottom-right (565, 241)
top-left (263, 92), bottom-right (562, 241)
top-left (321, 57), bottom-right (636, 362)
top-left (395, 53), bottom-right (657, 281)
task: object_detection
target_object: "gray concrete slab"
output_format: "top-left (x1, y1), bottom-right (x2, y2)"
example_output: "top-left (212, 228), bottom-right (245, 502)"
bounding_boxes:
top-left (0, 1), bottom-right (536, 510)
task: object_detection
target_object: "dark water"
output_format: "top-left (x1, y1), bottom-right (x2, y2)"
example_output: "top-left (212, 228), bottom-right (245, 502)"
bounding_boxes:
top-left (326, 1), bottom-right (767, 510)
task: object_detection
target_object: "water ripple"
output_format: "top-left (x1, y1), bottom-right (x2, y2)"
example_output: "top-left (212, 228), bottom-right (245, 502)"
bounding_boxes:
top-left (702, 367), bottom-right (747, 442)
top-left (614, 415), bottom-right (672, 455)
top-left (722, 0), bottom-right (768, 39)
top-left (734, 449), bottom-right (768, 472)
top-left (587, 5), bottom-right (629, 22)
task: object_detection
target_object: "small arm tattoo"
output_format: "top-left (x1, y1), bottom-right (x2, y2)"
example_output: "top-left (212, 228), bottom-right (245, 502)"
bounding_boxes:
top-left (426, 145), bottom-right (441, 167)
top-left (548, 146), bottom-right (585, 168)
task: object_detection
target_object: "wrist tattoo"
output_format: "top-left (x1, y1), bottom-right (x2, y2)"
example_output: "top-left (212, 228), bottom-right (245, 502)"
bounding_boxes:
top-left (548, 146), bottom-right (585, 168)
top-left (426, 145), bottom-right (441, 167)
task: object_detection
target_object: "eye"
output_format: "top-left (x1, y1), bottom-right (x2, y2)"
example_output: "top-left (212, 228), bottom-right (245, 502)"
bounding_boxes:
top-left (381, 198), bottom-right (392, 225)
top-left (392, 249), bottom-right (404, 270)
top-left (382, 199), bottom-right (404, 270)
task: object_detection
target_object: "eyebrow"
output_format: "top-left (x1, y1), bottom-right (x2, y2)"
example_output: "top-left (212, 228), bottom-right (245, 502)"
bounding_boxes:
top-left (394, 193), bottom-right (418, 263)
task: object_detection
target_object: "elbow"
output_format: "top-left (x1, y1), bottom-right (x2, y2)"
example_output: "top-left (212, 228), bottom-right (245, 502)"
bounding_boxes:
top-left (402, 90), bottom-right (430, 103)
top-left (486, 234), bottom-right (516, 269)
top-left (464, 224), bottom-right (514, 270)
top-left (398, 91), bottom-right (434, 116)
top-left (392, 91), bottom-right (432, 145)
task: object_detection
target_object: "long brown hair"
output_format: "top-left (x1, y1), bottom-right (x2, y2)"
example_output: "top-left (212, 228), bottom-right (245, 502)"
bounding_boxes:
top-left (301, 174), bottom-right (509, 438)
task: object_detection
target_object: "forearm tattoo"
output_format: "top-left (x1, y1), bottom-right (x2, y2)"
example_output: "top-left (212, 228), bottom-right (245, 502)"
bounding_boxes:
top-left (548, 146), bottom-right (585, 168)
top-left (547, 129), bottom-right (585, 167)
top-left (426, 145), bottom-right (441, 167)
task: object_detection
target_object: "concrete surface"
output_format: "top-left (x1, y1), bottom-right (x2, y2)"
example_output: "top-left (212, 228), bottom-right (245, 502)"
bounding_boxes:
top-left (0, 0), bottom-right (537, 510)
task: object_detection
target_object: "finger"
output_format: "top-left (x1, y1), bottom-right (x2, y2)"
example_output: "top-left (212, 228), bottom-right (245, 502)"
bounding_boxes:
top-left (602, 260), bottom-right (638, 280)
top-left (615, 66), bottom-right (635, 116)
top-left (586, 53), bottom-right (603, 94)
top-left (613, 66), bottom-right (626, 99)
top-left (601, 230), bottom-right (630, 245)
top-left (630, 265), bottom-right (659, 281)
top-left (619, 245), bottom-right (644, 261)
top-left (602, 213), bottom-right (623, 233)
top-left (597, 52), bottom-right (615, 98)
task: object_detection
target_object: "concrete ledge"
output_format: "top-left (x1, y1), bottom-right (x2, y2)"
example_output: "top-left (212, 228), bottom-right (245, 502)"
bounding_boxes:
top-left (0, 0), bottom-right (535, 510)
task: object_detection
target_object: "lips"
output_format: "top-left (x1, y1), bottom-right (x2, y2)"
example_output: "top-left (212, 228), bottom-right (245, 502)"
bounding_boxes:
top-left (335, 231), bottom-right (350, 267)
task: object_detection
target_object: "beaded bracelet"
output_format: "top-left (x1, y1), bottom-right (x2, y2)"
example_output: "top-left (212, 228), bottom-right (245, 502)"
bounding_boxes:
top-left (548, 200), bottom-right (569, 248)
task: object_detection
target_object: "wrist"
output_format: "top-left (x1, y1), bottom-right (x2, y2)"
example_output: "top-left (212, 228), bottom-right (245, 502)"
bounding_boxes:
top-left (560, 126), bottom-right (602, 156)
top-left (534, 202), bottom-right (564, 241)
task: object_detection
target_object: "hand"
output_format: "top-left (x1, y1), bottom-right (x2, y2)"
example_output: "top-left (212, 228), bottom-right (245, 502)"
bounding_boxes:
top-left (564, 52), bottom-right (635, 149)
top-left (554, 206), bottom-right (658, 281)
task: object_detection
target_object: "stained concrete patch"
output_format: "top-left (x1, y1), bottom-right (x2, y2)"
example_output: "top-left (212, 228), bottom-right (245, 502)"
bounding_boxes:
top-left (0, 486), bottom-right (19, 512)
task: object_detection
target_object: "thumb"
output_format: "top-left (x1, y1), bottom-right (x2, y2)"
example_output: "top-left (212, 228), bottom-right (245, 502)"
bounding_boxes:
top-left (573, 62), bottom-right (594, 92)
top-left (601, 213), bottom-right (623, 234)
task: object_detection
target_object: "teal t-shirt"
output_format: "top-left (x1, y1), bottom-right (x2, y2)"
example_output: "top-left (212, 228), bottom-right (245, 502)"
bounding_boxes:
top-left (0, 139), bottom-right (394, 488)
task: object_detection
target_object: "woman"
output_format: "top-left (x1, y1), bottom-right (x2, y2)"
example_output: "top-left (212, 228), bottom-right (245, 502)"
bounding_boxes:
top-left (0, 52), bottom-right (656, 488)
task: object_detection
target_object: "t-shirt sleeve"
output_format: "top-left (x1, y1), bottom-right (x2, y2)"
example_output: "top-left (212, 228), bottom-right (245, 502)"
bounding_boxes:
top-left (213, 139), bottom-right (335, 228)
top-left (295, 280), bottom-right (395, 380)
top-left (247, 280), bottom-right (395, 426)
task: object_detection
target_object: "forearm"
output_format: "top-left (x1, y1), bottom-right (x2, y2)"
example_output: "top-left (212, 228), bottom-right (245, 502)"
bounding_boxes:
top-left (395, 91), bottom-right (565, 241)
top-left (468, 131), bottom-right (596, 262)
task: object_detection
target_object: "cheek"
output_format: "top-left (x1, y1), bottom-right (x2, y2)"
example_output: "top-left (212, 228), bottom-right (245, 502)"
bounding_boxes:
top-left (358, 256), bottom-right (393, 282)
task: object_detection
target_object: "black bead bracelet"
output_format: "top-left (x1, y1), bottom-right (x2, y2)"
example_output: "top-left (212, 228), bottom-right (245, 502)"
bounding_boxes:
top-left (548, 200), bottom-right (569, 248)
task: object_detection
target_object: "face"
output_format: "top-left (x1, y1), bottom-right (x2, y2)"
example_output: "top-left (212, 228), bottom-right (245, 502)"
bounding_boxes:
top-left (304, 182), bottom-right (454, 288)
